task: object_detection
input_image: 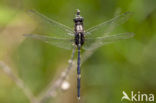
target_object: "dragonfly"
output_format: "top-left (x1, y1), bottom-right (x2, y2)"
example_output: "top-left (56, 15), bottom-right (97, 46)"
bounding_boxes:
top-left (24, 9), bottom-right (134, 100)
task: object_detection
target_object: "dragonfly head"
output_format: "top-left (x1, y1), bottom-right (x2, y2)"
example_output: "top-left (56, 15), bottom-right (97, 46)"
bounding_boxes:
top-left (76, 9), bottom-right (80, 15)
top-left (73, 9), bottom-right (83, 23)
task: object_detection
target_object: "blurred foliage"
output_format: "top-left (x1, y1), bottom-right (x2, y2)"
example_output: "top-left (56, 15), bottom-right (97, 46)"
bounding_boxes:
top-left (0, 0), bottom-right (156, 103)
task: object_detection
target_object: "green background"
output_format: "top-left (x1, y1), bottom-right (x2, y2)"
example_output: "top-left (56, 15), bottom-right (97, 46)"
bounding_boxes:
top-left (0, 0), bottom-right (156, 103)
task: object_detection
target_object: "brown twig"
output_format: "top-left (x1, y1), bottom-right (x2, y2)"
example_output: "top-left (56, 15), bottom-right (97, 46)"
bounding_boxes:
top-left (0, 61), bottom-right (39, 103)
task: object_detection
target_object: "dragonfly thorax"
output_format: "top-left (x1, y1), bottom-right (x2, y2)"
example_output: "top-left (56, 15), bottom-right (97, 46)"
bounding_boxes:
top-left (73, 17), bottom-right (84, 33)
top-left (75, 33), bottom-right (85, 47)
top-left (74, 9), bottom-right (84, 32)
top-left (74, 10), bottom-right (85, 47)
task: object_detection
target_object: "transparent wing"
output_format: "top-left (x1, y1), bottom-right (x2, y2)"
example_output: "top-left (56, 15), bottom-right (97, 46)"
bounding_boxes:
top-left (28, 10), bottom-right (74, 38)
top-left (83, 32), bottom-right (134, 50)
top-left (24, 34), bottom-right (74, 50)
top-left (85, 12), bottom-right (132, 38)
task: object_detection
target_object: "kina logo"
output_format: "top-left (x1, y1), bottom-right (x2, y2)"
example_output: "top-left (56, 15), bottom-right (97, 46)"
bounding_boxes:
top-left (121, 91), bottom-right (154, 102)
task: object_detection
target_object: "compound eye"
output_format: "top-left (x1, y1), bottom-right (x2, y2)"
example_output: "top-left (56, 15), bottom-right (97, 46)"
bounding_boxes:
top-left (73, 19), bottom-right (77, 22)
top-left (81, 17), bottom-right (84, 21)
